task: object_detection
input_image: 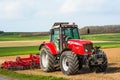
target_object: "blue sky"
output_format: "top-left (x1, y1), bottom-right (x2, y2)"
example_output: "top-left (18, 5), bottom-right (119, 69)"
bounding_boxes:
top-left (0, 0), bottom-right (120, 32)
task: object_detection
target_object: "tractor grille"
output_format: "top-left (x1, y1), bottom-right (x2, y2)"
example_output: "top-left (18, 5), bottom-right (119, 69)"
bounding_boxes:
top-left (84, 44), bottom-right (93, 52)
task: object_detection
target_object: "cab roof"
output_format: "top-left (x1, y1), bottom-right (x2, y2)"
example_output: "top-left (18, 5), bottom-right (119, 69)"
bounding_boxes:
top-left (52, 22), bottom-right (78, 29)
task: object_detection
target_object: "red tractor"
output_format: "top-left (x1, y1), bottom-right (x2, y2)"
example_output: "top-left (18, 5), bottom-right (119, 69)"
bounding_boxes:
top-left (39, 22), bottom-right (107, 75)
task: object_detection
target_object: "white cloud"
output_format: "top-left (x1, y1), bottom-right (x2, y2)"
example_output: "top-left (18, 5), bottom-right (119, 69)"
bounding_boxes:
top-left (60, 0), bottom-right (78, 13)
top-left (59, 0), bottom-right (107, 14)
top-left (0, 0), bottom-right (35, 19)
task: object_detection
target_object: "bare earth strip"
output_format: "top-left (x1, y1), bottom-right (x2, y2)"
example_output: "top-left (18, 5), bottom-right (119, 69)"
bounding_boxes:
top-left (0, 48), bottom-right (120, 80)
top-left (0, 40), bottom-right (49, 47)
top-left (0, 40), bottom-right (111, 47)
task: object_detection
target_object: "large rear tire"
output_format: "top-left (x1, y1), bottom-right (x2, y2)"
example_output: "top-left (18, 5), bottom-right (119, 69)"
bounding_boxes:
top-left (40, 46), bottom-right (55, 72)
top-left (60, 51), bottom-right (79, 75)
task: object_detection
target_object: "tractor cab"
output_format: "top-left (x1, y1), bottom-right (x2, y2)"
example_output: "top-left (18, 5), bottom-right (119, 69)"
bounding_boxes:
top-left (50, 22), bottom-right (80, 52)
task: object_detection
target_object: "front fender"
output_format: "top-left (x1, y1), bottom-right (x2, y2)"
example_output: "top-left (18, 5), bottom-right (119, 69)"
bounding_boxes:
top-left (39, 42), bottom-right (58, 55)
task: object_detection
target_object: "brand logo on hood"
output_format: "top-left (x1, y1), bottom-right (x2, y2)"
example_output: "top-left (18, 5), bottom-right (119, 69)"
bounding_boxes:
top-left (68, 41), bottom-right (81, 46)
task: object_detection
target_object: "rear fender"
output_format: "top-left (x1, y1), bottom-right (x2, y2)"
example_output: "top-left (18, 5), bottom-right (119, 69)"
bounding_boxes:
top-left (39, 42), bottom-right (58, 55)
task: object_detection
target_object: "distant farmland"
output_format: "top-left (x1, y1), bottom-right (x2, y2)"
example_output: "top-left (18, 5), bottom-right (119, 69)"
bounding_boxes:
top-left (0, 32), bottom-right (120, 41)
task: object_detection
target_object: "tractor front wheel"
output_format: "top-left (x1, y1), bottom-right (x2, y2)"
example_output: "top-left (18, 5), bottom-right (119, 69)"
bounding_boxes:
top-left (96, 51), bottom-right (108, 73)
top-left (89, 50), bottom-right (108, 73)
top-left (60, 51), bottom-right (79, 75)
top-left (40, 46), bottom-right (55, 72)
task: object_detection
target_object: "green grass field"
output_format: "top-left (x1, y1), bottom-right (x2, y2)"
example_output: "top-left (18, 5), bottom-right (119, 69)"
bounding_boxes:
top-left (0, 34), bottom-right (49, 41)
top-left (81, 33), bottom-right (120, 41)
top-left (93, 42), bottom-right (120, 48)
top-left (0, 69), bottom-right (67, 80)
top-left (0, 46), bottom-right (39, 56)
top-left (0, 33), bottom-right (120, 41)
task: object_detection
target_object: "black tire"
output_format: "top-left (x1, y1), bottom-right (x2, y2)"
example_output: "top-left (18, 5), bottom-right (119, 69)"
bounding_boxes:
top-left (96, 61), bottom-right (107, 73)
top-left (89, 50), bottom-right (108, 73)
top-left (40, 46), bottom-right (55, 72)
top-left (96, 50), bottom-right (108, 73)
top-left (60, 51), bottom-right (79, 75)
top-left (89, 65), bottom-right (96, 72)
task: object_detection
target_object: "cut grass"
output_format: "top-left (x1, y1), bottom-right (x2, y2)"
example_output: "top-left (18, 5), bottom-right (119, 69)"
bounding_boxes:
top-left (0, 46), bottom-right (39, 57)
top-left (0, 69), bottom-right (68, 80)
top-left (93, 42), bottom-right (120, 48)
top-left (0, 34), bottom-right (49, 41)
top-left (81, 33), bottom-right (120, 41)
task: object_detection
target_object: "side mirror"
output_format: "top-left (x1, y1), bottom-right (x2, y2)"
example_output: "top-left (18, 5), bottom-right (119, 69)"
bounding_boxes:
top-left (94, 46), bottom-right (101, 49)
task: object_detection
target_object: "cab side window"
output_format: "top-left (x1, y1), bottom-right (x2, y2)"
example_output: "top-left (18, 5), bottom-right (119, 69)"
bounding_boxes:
top-left (52, 29), bottom-right (59, 51)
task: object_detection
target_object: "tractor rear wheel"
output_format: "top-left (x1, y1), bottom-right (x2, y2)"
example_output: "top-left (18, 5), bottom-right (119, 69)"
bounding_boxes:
top-left (60, 51), bottom-right (79, 75)
top-left (40, 46), bottom-right (55, 72)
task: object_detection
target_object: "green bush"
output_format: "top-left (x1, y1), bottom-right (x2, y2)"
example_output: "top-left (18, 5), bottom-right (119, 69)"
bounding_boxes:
top-left (0, 31), bottom-right (4, 34)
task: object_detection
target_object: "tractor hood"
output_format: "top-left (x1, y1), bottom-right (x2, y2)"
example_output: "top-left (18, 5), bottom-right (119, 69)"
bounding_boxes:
top-left (67, 39), bottom-right (93, 55)
top-left (68, 39), bottom-right (92, 45)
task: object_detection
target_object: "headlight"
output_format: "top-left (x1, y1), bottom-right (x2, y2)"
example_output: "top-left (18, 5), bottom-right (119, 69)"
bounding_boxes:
top-left (85, 49), bottom-right (88, 52)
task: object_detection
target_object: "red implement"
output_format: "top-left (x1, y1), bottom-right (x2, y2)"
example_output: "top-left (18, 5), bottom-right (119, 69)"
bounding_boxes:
top-left (1, 54), bottom-right (40, 70)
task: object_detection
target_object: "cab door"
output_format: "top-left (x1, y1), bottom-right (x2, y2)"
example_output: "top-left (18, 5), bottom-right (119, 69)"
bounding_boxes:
top-left (51, 28), bottom-right (60, 51)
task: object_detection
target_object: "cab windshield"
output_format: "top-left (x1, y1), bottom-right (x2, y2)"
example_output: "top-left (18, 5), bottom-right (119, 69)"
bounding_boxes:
top-left (62, 27), bottom-right (80, 39)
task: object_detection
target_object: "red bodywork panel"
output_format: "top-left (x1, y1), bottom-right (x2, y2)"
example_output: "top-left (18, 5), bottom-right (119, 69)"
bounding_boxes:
top-left (42, 42), bottom-right (58, 55)
top-left (67, 39), bottom-right (93, 55)
top-left (41, 39), bottom-right (93, 55)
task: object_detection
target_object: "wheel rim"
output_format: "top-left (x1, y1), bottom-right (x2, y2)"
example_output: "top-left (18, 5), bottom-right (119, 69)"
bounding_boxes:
top-left (62, 57), bottom-right (69, 71)
top-left (41, 51), bottom-right (48, 68)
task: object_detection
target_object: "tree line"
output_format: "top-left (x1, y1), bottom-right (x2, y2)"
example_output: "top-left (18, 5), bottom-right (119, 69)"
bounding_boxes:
top-left (1, 25), bottom-right (120, 36)
top-left (0, 31), bottom-right (4, 34)
top-left (79, 25), bottom-right (120, 35)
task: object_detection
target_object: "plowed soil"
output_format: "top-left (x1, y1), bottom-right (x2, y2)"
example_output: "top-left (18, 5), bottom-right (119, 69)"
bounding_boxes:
top-left (0, 48), bottom-right (120, 80)
top-left (0, 40), bottom-right (49, 47)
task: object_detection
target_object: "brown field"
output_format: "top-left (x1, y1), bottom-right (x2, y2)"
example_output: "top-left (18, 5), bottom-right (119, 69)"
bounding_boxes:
top-left (0, 40), bottom-right (49, 47)
top-left (0, 48), bottom-right (120, 80)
